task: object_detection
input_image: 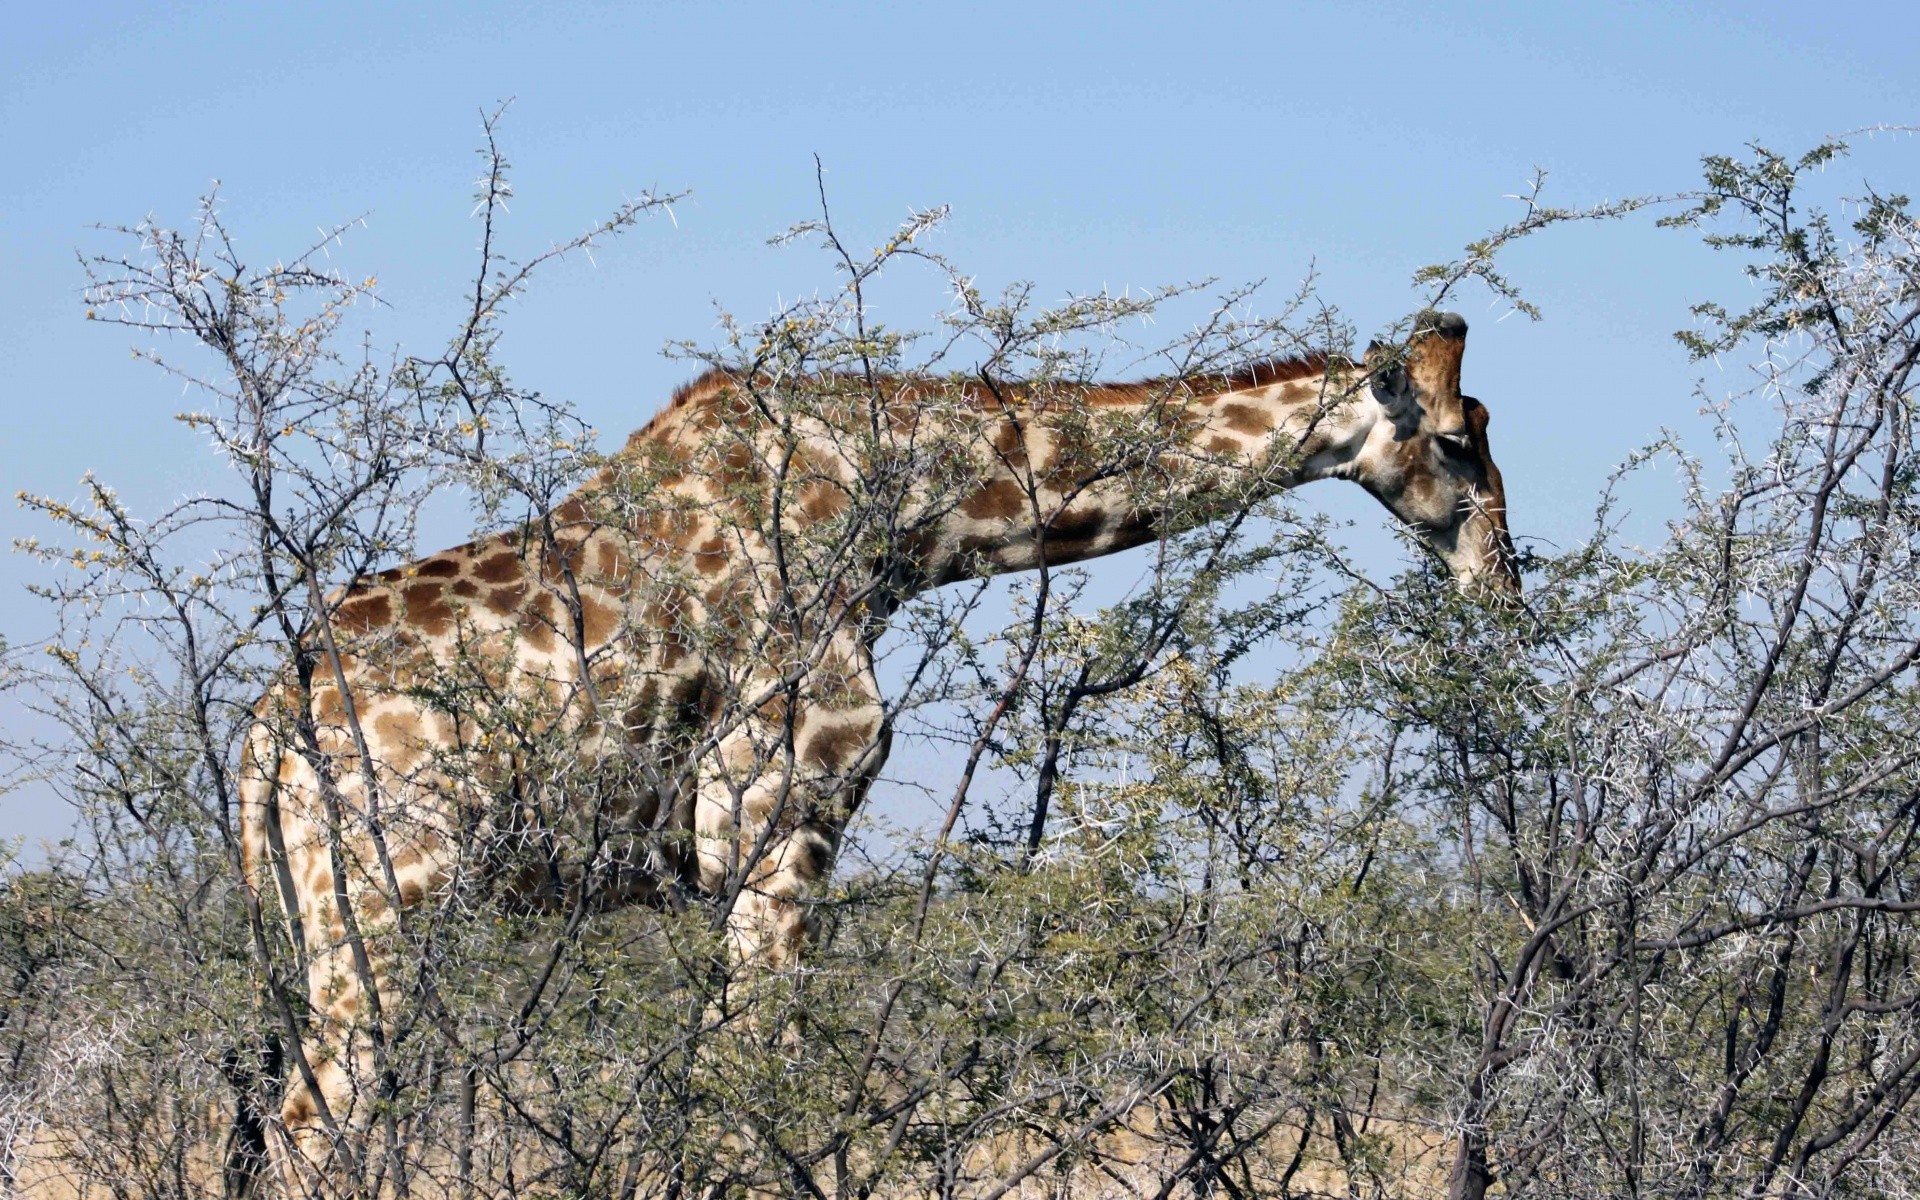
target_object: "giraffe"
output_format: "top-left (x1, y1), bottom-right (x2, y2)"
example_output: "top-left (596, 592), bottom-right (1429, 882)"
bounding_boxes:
top-left (238, 309), bottom-right (1516, 1173)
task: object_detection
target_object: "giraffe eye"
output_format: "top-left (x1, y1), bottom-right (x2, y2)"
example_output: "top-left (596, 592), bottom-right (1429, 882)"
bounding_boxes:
top-left (1436, 432), bottom-right (1474, 460)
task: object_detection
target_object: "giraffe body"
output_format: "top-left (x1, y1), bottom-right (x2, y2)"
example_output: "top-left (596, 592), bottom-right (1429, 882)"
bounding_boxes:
top-left (239, 312), bottom-right (1514, 1162)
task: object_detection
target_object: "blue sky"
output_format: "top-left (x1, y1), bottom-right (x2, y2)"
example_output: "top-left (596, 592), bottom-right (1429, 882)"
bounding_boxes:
top-left (2, 1), bottom-right (1915, 847)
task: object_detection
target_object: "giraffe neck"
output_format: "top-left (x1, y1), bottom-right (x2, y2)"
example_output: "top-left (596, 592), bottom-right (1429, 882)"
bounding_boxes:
top-left (915, 364), bottom-right (1378, 589)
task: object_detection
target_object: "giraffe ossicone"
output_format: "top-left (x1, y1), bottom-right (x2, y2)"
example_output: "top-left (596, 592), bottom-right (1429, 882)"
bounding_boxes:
top-left (239, 310), bottom-right (1516, 1165)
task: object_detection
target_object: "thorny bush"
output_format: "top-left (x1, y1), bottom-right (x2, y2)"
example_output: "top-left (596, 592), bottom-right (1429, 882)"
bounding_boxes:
top-left (5, 124), bottom-right (1920, 1200)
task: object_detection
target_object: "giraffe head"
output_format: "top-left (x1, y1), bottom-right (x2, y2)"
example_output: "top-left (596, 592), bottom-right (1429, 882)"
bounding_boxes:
top-left (1358, 312), bottom-right (1519, 595)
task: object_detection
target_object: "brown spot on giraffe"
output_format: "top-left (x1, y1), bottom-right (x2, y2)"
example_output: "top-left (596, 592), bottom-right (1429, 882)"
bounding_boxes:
top-left (801, 719), bottom-right (868, 769)
top-left (475, 551), bottom-right (524, 585)
top-left (282, 1089), bottom-right (316, 1128)
top-left (537, 537), bottom-right (582, 587)
top-left (717, 440), bottom-right (762, 489)
top-left (402, 582), bottom-right (456, 638)
top-left (485, 581), bottom-right (528, 617)
top-left (1217, 402), bottom-right (1274, 436)
top-left (594, 537), bottom-right (630, 581)
top-left (693, 535), bottom-right (728, 575)
top-left (521, 592), bottom-right (560, 654)
top-left (313, 685), bottom-right (346, 724)
top-left (373, 712), bottom-right (427, 772)
top-left (961, 478), bottom-right (1026, 521)
top-left (579, 594), bottom-right (621, 649)
top-left (802, 714), bottom-right (871, 771)
top-left (798, 481), bottom-right (849, 522)
top-left (1043, 504), bottom-right (1106, 544)
top-left (390, 846), bottom-right (427, 873)
top-left (332, 592), bottom-right (393, 637)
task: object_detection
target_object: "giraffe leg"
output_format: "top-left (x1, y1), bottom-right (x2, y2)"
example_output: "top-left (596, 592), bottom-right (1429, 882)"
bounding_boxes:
top-left (694, 634), bottom-right (890, 971)
top-left (280, 938), bottom-right (370, 1156)
top-left (255, 753), bottom-right (441, 1183)
top-left (275, 870), bottom-right (405, 1182)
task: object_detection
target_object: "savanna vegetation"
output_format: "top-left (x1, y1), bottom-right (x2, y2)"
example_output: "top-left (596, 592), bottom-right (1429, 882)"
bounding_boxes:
top-left (4, 121), bottom-right (1919, 1198)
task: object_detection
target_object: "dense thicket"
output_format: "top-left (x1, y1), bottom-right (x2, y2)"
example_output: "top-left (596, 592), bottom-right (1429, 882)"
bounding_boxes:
top-left (4, 130), bottom-right (1917, 1199)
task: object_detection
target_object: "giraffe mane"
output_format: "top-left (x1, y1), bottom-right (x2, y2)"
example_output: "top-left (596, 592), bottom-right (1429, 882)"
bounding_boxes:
top-left (1090, 352), bottom-right (1336, 404)
top-left (1183, 351), bottom-right (1337, 391)
top-left (617, 366), bottom-right (741, 453)
top-left (624, 354), bottom-right (1337, 451)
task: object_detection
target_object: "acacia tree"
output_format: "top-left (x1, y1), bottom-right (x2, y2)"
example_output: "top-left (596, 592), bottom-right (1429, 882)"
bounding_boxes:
top-left (1307, 140), bottom-right (1920, 1199)
top-left (5, 119), bottom-right (1919, 1200)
